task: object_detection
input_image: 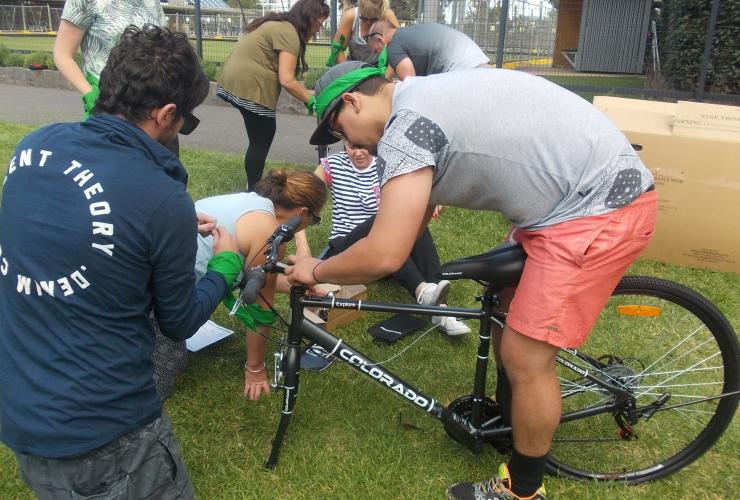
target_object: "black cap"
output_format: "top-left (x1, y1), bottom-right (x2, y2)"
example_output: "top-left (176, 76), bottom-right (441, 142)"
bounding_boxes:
top-left (309, 61), bottom-right (374, 146)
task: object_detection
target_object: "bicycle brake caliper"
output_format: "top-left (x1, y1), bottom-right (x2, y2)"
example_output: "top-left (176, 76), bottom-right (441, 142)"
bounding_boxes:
top-left (271, 350), bottom-right (286, 390)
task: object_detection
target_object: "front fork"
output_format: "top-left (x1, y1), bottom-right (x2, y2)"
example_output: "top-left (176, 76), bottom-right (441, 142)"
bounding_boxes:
top-left (265, 286), bottom-right (306, 469)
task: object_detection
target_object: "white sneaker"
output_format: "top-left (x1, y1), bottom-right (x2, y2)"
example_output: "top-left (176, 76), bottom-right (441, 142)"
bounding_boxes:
top-left (416, 280), bottom-right (451, 306)
top-left (431, 314), bottom-right (471, 336)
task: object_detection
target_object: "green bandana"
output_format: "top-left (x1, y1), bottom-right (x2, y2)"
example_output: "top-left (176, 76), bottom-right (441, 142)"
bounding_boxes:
top-left (326, 35), bottom-right (347, 67)
top-left (82, 72), bottom-right (100, 120)
top-left (223, 293), bottom-right (278, 330)
top-left (206, 251), bottom-right (245, 289)
top-left (315, 47), bottom-right (388, 120)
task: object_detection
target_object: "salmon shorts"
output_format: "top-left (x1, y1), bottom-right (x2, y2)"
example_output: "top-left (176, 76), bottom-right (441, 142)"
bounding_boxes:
top-left (506, 189), bottom-right (657, 348)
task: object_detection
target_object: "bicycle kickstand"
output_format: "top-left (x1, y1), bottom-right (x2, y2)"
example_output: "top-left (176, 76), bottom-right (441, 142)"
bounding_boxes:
top-left (265, 344), bottom-right (301, 469)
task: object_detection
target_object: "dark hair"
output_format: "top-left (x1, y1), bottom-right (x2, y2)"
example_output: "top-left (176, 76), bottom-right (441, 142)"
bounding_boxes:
top-left (354, 75), bottom-right (390, 96)
top-left (247, 0), bottom-right (330, 74)
top-left (95, 25), bottom-right (210, 123)
top-left (254, 168), bottom-right (327, 216)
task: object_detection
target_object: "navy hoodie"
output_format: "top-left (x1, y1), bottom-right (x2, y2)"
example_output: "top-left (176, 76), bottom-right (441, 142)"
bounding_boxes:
top-left (0, 115), bottom-right (227, 457)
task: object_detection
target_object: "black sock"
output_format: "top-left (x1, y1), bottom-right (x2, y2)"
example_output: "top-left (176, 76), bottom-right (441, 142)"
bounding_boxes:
top-left (508, 447), bottom-right (547, 497)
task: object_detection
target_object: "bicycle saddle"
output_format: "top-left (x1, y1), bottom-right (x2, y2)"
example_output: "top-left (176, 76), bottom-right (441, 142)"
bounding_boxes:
top-left (439, 243), bottom-right (526, 287)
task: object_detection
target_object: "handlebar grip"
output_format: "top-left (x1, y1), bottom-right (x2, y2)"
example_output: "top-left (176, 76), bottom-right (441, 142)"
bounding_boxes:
top-left (240, 269), bottom-right (267, 305)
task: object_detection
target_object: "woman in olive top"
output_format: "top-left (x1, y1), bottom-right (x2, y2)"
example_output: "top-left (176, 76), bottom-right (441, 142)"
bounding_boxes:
top-left (218, 0), bottom-right (330, 190)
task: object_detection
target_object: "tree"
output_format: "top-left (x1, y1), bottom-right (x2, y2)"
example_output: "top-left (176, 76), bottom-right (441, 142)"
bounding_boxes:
top-left (660, 0), bottom-right (739, 94)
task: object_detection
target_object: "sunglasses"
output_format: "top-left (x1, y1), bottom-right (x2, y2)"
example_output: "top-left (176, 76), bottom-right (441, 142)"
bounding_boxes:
top-left (179, 111), bottom-right (200, 135)
top-left (328, 102), bottom-right (347, 142)
top-left (362, 31), bottom-right (382, 43)
top-left (309, 211), bottom-right (322, 226)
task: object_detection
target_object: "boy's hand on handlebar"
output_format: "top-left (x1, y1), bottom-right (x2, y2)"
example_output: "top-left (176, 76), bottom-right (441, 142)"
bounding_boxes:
top-left (285, 255), bottom-right (322, 286)
top-left (211, 225), bottom-right (238, 255)
top-left (244, 367), bottom-right (271, 400)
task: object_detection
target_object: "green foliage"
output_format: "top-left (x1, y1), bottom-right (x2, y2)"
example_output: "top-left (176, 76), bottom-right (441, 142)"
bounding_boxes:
top-left (660, 0), bottom-right (739, 94)
top-left (5, 52), bottom-right (25, 68)
top-left (0, 46), bottom-right (55, 69)
top-left (301, 66), bottom-right (328, 90)
top-left (0, 44), bottom-right (9, 67)
top-left (201, 60), bottom-right (221, 82)
top-left (23, 51), bottom-right (55, 70)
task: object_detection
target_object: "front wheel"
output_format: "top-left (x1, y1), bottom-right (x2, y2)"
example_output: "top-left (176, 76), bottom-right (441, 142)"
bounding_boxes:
top-left (547, 276), bottom-right (740, 484)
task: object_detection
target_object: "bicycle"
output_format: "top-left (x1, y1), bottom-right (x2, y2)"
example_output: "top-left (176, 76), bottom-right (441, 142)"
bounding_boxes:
top-left (237, 219), bottom-right (740, 485)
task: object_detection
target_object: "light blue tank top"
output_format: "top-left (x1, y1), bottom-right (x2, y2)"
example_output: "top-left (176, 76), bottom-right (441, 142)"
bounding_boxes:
top-left (193, 192), bottom-right (275, 280)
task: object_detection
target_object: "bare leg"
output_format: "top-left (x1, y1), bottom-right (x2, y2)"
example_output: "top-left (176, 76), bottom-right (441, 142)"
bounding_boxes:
top-left (499, 324), bottom-right (561, 456)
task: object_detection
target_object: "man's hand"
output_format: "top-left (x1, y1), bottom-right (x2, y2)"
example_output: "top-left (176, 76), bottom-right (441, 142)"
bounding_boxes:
top-left (211, 225), bottom-right (238, 255)
top-left (285, 255), bottom-right (322, 286)
top-left (196, 211), bottom-right (217, 236)
top-left (244, 366), bottom-right (271, 401)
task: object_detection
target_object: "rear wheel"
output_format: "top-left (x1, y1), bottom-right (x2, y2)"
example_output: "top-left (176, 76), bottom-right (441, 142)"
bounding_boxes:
top-left (547, 276), bottom-right (740, 484)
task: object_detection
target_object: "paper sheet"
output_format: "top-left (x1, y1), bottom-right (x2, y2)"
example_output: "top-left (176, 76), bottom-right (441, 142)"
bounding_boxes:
top-left (186, 320), bottom-right (234, 352)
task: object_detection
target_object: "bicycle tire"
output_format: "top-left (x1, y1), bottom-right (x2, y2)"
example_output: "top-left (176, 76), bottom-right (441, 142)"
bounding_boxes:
top-left (546, 275), bottom-right (740, 484)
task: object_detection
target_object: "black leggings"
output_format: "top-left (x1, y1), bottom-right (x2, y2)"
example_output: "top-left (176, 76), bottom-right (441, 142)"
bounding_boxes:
top-left (239, 107), bottom-right (277, 190)
top-left (324, 215), bottom-right (442, 297)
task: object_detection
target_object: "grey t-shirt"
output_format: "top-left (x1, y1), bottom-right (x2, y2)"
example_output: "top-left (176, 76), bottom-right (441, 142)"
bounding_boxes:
top-left (377, 69), bottom-right (653, 229)
top-left (193, 192), bottom-right (275, 280)
top-left (387, 24), bottom-right (490, 76)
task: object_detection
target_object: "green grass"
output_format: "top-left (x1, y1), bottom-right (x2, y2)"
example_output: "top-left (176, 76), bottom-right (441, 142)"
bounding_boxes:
top-left (0, 34), bottom-right (331, 69)
top-left (0, 121), bottom-right (738, 498)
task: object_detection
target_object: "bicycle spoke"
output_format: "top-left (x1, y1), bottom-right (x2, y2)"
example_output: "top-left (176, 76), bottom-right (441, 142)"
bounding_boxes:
top-left (548, 279), bottom-right (739, 484)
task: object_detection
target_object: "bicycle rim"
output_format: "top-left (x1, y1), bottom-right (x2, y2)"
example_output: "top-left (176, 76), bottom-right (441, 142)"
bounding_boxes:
top-left (547, 276), bottom-right (740, 484)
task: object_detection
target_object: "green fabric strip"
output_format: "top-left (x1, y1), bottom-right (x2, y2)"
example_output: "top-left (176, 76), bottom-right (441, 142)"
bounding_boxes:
top-left (223, 293), bottom-right (277, 330)
top-left (326, 35), bottom-right (347, 67)
top-left (82, 72), bottom-right (100, 120)
top-left (206, 251), bottom-right (244, 289)
top-left (315, 47), bottom-right (388, 120)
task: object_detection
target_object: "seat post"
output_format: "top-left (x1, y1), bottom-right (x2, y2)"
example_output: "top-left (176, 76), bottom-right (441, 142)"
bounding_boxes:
top-left (470, 287), bottom-right (498, 427)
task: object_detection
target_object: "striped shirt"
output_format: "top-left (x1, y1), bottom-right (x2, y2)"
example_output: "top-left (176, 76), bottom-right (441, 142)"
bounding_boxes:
top-left (217, 85), bottom-right (276, 118)
top-left (322, 151), bottom-right (380, 240)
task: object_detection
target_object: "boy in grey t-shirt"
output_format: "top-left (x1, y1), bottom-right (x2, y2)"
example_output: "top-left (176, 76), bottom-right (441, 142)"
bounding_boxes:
top-left (367, 22), bottom-right (490, 80)
top-left (286, 61), bottom-right (657, 499)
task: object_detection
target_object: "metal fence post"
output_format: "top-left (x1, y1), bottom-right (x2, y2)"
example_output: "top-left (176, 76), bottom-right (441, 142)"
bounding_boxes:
top-left (194, 0), bottom-right (203, 60)
top-left (330, 0), bottom-right (337, 38)
top-left (696, 0), bottom-right (720, 101)
top-left (495, 0), bottom-right (510, 68)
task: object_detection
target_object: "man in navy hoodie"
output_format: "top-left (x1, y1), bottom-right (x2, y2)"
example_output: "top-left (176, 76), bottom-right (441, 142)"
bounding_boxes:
top-left (0, 25), bottom-right (241, 499)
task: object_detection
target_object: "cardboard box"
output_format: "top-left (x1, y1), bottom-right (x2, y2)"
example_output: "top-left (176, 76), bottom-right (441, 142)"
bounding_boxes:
top-left (594, 96), bottom-right (740, 273)
top-left (304, 283), bottom-right (368, 331)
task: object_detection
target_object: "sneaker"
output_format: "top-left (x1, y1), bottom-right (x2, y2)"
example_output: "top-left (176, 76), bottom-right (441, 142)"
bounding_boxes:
top-left (447, 464), bottom-right (546, 500)
top-left (416, 280), bottom-right (451, 307)
top-left (300, 344), bottom-right (334, 372)
top-left (432, 309), bottom-right (471, 336)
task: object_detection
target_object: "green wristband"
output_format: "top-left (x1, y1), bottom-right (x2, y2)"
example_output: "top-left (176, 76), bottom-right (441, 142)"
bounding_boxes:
top-left (207, 251), bottom-right (245, 289)
top-left (326, 35), bottom-right (347, 67)
top-left (223, 293), bottom-right (278, 330)
top-left (305, 95), bottom-right (316, 115)
top-left (82, 72), bottom-right (100, 120)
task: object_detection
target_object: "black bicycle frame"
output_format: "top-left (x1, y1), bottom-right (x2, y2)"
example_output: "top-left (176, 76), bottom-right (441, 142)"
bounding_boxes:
top-left (265, 285), bottom-right (635, 469)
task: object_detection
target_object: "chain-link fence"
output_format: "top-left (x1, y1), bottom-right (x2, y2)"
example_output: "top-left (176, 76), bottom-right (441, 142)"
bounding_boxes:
top-left (0, 1), bottom-right (737, 103)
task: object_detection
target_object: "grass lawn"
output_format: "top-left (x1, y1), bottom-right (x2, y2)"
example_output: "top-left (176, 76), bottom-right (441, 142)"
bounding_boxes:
top-left (0, 34), bottom-right (331, 69)
top-left (0, 120), bottom-right (738, 498)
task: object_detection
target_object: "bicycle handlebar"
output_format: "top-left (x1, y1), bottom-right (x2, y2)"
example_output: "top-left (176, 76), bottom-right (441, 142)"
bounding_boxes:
top-left (239, 215), bottom-right (302, 305)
